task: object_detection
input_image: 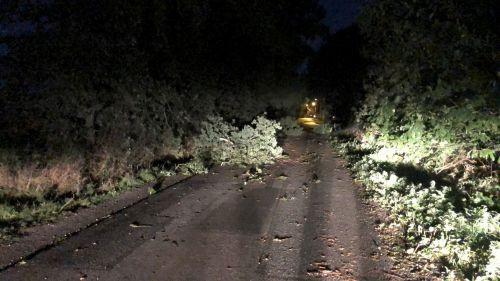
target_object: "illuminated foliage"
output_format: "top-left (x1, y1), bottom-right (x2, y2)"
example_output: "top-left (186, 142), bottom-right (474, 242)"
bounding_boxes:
top-left (279, 116), bottom-right (304, 136)
top-left (334, 0), bottom-right (499, 279)
top-left (194, 115), bottom-right (283, 167)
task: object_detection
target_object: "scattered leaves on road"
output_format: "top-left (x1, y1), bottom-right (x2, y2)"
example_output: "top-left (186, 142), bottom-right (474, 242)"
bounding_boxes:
top-left (312, 173), bottom-right (321, 183)
top-left (275, 173), bottom-right (288, 180)
top-left (258, 253), bottom-right (270, 264)
top-left (318, 235), bottom-right (337, 247)
top-left (129, 221), bottom-right (153, 228)
top-left (306, 260), bottom-right (342, 278)
top-left (273, 234), bottom-right (292, 242)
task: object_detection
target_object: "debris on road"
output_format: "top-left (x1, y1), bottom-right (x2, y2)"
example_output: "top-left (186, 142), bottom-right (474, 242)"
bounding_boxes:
top-left (129, 221), bottom-right (153, 228)
top-left (273, 234), bottom-right (292, 242)
top-left (275, 173), bottom-right (288, 180)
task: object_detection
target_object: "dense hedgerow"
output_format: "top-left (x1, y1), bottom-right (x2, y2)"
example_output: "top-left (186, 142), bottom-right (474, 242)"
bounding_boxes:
top-left (332, 0), bottom-right (499, 279)
top-left (0, 79), bottom-right (300, 233)
top-left (0, 80), bottom-right (300, 189)
top-left (0, 0), bottom-right (319, 237)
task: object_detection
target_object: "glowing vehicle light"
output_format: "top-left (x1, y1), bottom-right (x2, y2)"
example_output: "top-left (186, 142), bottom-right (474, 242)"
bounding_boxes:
top-left (297, 98), bottom-right (323, 129)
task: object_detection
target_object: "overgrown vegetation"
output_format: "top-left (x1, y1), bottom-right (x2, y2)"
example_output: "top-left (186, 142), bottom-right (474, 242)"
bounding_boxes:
top-left (194, 115), bottom-right (283, 167)
top-left (0, 80), bottom-right (301, 236)
top-left (313, 123), bottom-right (333, 135)
top-left (0, 110), bottom-right (286, 238)
top-left (0, 167), bottom-right (153, 239)
top-left (0, 1), bottom-right (325, 235)
top-left (331, 0), bottom-right (499, 279)
top-left (279, 116), bottom-right (304, 136)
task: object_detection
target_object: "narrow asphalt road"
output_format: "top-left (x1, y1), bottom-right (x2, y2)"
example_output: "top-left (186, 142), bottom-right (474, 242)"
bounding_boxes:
top-left (0, 135), bottom-right (392, 281)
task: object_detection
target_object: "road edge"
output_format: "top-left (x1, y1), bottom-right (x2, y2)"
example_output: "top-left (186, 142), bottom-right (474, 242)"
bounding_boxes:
top-left (0, 174), bottom-right (192, 271)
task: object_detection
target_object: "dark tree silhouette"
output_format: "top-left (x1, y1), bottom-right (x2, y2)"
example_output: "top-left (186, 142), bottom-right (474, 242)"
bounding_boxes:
top-left (307, 25), bottom-right (366, 124)
top-left (0, 0), bottom-right (327, 154)
top-left (2, 0), bottom-right (326, 92)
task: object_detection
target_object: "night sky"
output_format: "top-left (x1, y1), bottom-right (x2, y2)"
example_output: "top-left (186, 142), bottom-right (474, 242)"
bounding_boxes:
top-left (320, 0), bottom-right (367, 32)
top-left (0, 1), bottom-right (366, 51)
top-left (0, 0), bottom-right (367, 78)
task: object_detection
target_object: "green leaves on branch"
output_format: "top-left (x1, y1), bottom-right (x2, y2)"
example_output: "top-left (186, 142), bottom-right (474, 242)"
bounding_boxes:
top-left (193, 115), bottom-right (283, 167)
top-left (353, 0), bottom-right (499, 279)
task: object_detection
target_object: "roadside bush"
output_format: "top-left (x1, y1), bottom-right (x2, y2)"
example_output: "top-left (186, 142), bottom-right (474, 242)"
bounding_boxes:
top-left (1, 80), bottom-right (195, 192)
top-left (279, 116), bottom-right (303, 136)
top-left (313, 123), bottom-right (333, 135)
top-left (333, 136), bottom-right (499, 279)
top-left (0, 79), bottom-right (290, 232)
top-left (332, 0), bottom-right (499, 279)
top-left (194, 115), bottom-right (283, 167)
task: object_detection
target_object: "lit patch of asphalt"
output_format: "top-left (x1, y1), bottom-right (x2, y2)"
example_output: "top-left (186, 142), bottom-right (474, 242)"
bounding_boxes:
top-left (0, 134), bottom-right (393, 281)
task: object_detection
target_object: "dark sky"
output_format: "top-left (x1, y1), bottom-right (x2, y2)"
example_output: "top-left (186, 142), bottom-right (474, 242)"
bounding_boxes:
top-left (297, 0), bottom-right (367, 73)
top-left (0, 0), bottom-right (368, 71)
top-left (319, 0), bottom-right (367, 32)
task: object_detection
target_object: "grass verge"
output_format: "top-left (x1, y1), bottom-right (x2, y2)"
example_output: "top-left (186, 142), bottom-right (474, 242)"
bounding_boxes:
top-left (331, 132), bottom-right (499, 280)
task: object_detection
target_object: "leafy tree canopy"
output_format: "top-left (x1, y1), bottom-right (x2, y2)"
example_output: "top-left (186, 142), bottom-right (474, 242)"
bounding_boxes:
top-left (2, 0), bottom-right (327, 93)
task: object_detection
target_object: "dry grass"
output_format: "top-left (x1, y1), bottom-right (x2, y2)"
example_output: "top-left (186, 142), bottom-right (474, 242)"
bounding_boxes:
top-left (88, 150), bottom-right (131, 191)
top-left (0, 158), bottom-right (84, 194)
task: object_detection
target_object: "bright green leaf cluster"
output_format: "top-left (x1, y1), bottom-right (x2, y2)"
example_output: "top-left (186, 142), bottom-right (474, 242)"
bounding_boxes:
top-left (194, 115), bottom-right (283, 167)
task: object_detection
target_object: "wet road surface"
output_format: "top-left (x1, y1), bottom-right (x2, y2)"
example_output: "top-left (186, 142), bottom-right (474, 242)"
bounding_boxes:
top-left (0, 135), bottom-right (391, 280)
